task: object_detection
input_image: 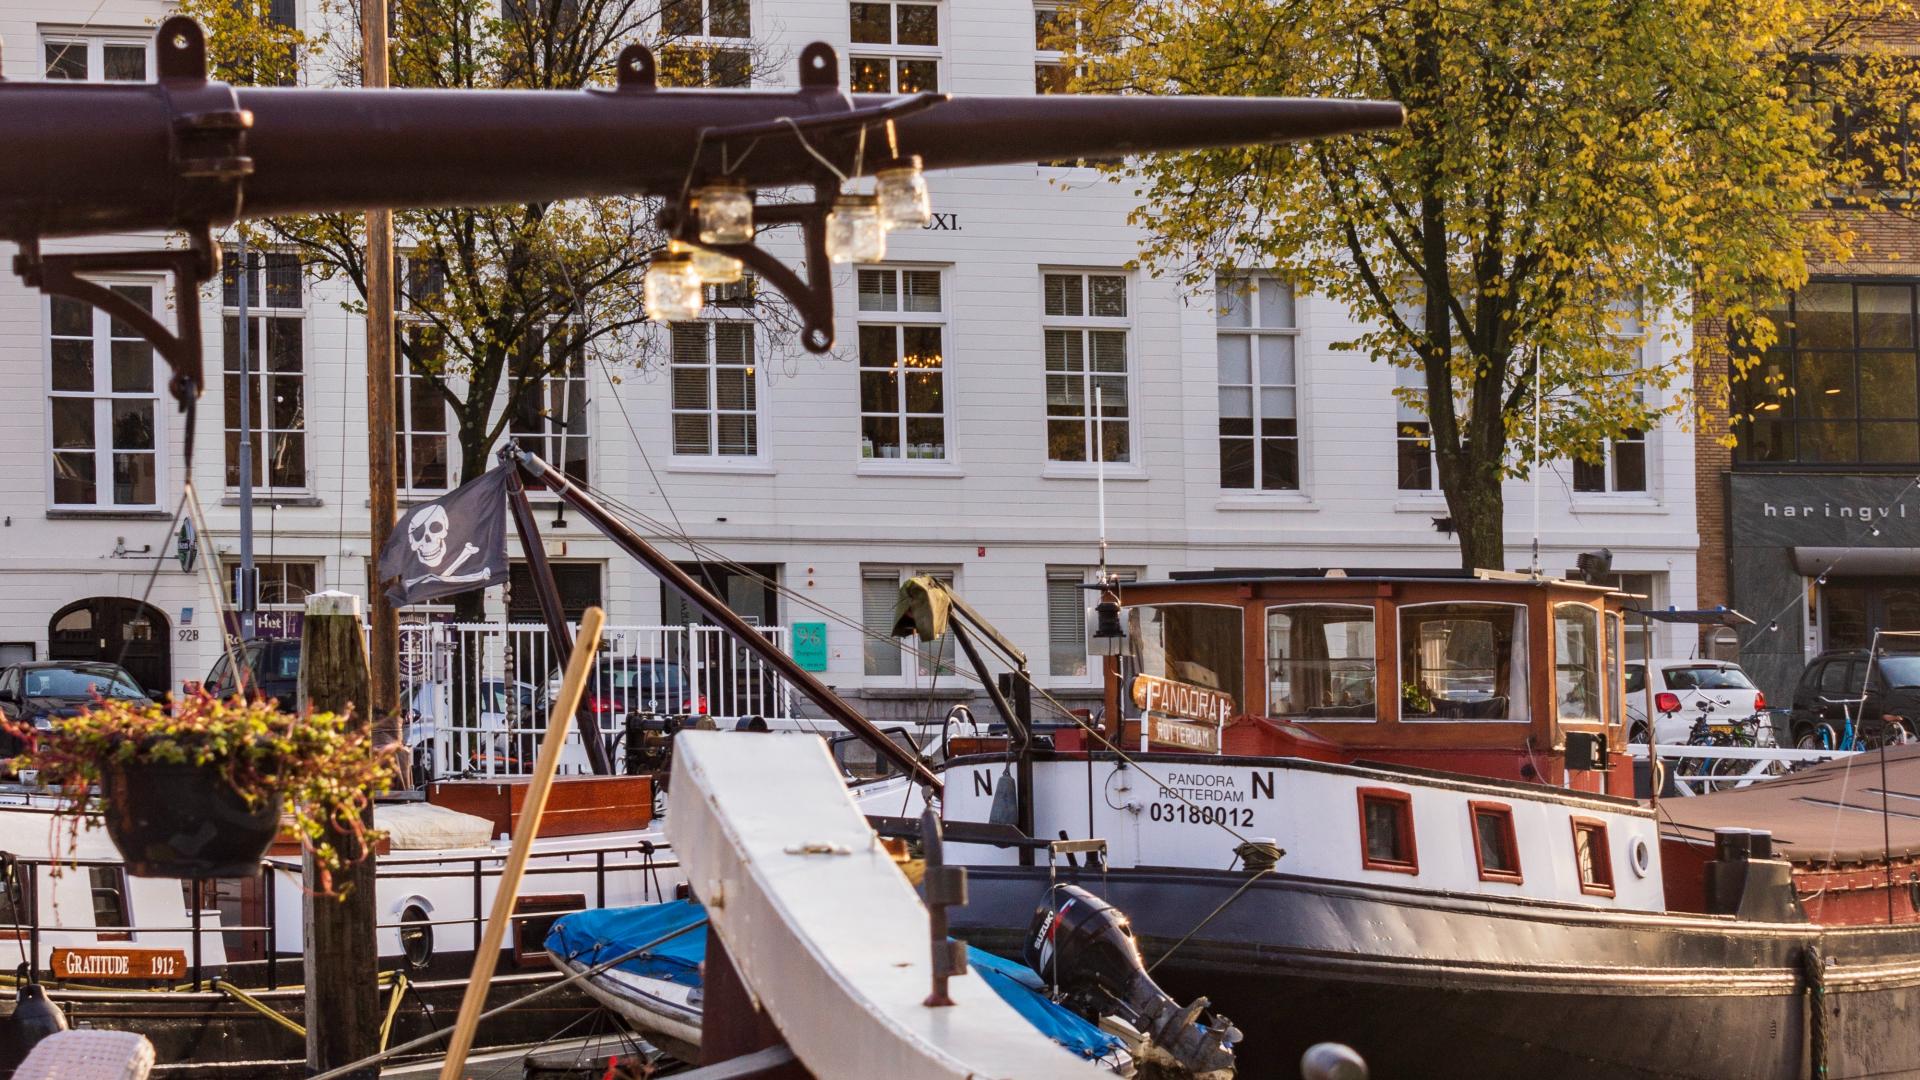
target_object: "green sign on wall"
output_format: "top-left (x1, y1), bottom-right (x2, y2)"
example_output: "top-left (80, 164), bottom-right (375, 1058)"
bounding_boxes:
top-left (792, 621), bottom-right (828, 672)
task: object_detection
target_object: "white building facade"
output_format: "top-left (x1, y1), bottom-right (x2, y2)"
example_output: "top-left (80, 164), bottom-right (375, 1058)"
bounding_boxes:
top-left (0, 0), bottom-right (1700, 718)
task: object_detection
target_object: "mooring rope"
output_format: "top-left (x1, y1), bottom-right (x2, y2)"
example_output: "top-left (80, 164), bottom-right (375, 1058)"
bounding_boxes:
top-left (1802, 944), bottom-right (1828, 1080)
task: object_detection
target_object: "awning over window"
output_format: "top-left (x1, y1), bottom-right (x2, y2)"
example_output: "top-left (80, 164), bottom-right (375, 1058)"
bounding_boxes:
top-left (1790, 546), bottom-right (1920, 578)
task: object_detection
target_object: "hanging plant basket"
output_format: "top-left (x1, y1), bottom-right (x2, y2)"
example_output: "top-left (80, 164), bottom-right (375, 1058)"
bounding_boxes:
top-left (101, 761), bottom-right (281, 878)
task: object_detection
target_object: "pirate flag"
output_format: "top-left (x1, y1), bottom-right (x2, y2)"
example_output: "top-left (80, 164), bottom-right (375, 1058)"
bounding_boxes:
top-left (378, 468), bottom-right (512, 606)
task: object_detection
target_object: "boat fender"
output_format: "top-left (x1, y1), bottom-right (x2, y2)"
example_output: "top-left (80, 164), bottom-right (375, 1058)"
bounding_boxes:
top-left (0, 984), bottom-right (68, 1075)
top-left (989, 766), bottom-right (1018, 826)
top-left (1302, 1042), bottom-right (1368, 1080)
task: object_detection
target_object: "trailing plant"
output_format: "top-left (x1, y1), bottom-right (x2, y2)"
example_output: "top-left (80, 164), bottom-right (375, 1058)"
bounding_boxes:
top-left (4, 691), bottom-right (394, 895)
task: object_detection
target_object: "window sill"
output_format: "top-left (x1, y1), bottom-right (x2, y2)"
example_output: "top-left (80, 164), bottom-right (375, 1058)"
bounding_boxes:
top-left (1570, 497), bottom-right (1663, 514)
top-left (1214, 494), bottom-right (1317, 512)
top-left (1043, 462), bottom-right (1148, 482)
top-left (664, 459), bottom-right (775, 476)
top-left (857, 460), bottom-right (964, 478)
top-left (852, 685), bottom-right (975, 701)
top-left (221, 494), bottom-right (323, 508)
top-left (1393, 496), bottom-right (1447, 512)
top-left (45, 508), bottom-right (174, 520)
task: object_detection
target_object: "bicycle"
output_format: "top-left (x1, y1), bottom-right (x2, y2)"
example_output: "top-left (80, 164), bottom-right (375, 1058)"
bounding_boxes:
top-left (1672, 700), bottom-right (1782, 790)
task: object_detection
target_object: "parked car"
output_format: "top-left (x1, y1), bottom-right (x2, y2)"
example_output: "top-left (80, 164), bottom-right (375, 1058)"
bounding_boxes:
top-left (1787, 649), bottom-right (1920, 749)
top-left (0, 661), bottom-right (153, 750)
top-left (1625, 658), bottom-right (1767, 744)
top-left (200, 639), bottom-right (302, 705)
top-left (544, 657), bottom-right (704, 720)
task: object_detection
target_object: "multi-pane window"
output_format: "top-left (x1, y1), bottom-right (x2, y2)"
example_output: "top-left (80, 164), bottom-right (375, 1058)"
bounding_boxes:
top-left (659, 0), bottom-right (750, 87)
top-left (225, 560), bottom-right (317, 610)
top-left (509, 325), bottom-right (590, 483)
top-left (849, 0), bottom-right (939, 92)
top-left (222, 250), bottom-right (307, 491)
top-left (858, 269), bottom-right (946, 462)
top-left (1043, 272), bottom-right (1130, 463)
top-left (1735, 280), bottom-right (1920, 465)
top-left (1217, 276), bottom-right (1300, 491)
top-left (671, 321), bottom-right (758, 457)
top-left (42, 33), bottom-right (149, 81)
top-left (1574, 302), bottom-right (1649, 493)
top-left (1046, 569), bottom-right (1136, 679)
top-left (1391, 294), bottom-right (1440, 492)
top-left (862, 567), bottom-right (955, 678)
top-left (396, 256), bottom-right (453, 491)
top-left (47, 285), bottom-right (161, 509)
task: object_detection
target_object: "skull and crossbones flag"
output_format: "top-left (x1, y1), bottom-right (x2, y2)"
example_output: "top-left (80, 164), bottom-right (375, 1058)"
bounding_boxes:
top-left (378, 468), bottom-right (512, 606)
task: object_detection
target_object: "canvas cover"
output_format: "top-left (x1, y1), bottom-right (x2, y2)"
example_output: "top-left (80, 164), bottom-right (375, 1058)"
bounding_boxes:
top-left (1658, 745), bottom-right (1920, 864)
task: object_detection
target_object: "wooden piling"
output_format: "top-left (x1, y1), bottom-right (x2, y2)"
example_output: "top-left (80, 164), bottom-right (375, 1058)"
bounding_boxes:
top-left (298, 590), bottom-right (380, 1079)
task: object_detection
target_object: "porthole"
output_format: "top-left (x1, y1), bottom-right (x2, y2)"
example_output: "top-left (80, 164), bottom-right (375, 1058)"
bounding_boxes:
top-left (400, 904), bottom-right (433, 971)
top-left (1629, 836), bottom-right (1652, 879)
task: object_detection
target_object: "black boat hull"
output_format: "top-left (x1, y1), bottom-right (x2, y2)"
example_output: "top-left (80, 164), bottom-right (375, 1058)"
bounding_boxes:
top-left (950, 864), bottom-right (1920, 1079)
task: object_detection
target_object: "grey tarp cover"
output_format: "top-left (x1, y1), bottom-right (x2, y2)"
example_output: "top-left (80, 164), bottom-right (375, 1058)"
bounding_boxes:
top-left (1658, 745), bottom-right (1920, 864)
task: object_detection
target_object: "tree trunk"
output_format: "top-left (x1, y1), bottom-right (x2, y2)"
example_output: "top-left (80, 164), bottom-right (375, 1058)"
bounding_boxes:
top-left (1442, 468), bottom-right (1507, 573)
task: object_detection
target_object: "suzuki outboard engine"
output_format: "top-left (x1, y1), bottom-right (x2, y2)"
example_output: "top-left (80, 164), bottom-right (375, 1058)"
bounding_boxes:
top-left (1025, 884), bottom-right (1237, 1077)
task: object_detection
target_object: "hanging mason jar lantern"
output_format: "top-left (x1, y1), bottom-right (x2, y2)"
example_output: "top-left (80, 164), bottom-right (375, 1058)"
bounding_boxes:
top-left (644, 253), bottom-right (704, 322)
top-left (875, 156), bottom-right (931, 230)
top-left (695, 184), bottom-right (754, 245)
top-left (825, 194), bottom-right (886, 264)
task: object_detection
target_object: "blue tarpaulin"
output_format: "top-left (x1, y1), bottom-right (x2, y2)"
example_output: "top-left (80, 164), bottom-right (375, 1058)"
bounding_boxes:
top-left (546, 901), bottom-right (1124, 1062)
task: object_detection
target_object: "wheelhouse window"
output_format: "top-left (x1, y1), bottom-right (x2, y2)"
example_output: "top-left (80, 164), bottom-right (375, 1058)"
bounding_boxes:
top-left (1572, 817), bottom-right (1615, 896)
top-left (1267, 604), bottom-right (1375, 720)
top-left (1554, 603), bottom-right (1603, 724)
top-left (1128, 604), bottom-right (1243, 697)
top-left (1470, 802), bottom-right (1522, 883)
top-left (90, 865), bottom-right (130, 940)
top-left (1398, 603), bottom-right (1529, 721)
top-left (1605, 611), bottom-right (1625, 727)
top-left (1357, 788), bottom-right (1417, 874)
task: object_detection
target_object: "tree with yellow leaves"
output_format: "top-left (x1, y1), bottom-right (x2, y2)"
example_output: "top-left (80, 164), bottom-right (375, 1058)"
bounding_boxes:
top-left (1069, 0), bottom-right (1915, 570)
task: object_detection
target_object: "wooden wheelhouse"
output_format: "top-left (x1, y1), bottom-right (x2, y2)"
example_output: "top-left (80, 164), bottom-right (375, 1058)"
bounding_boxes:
top-left (1087, 568), bottom-right (1635, 799)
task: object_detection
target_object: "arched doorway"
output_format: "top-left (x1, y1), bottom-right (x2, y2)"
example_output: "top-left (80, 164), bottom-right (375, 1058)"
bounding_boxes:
top-left (47, 598), bottom-right (171, 695)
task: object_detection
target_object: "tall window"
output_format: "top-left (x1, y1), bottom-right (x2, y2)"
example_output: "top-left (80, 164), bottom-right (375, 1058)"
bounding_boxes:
top-left (1554, 603), bottom-right (1603, 723)
top-left (659, 0), bottom-right (750, 86)
top-left (1574, 301), bottom-right (1649, 493)
top-left (1046, 568), bottom-right (1136, 680)
top-left (862, 567), bottom-right (956, 678)
top-left (1217, 276), bottom-right (1300, 491)
top-left (1736, 280), bottom-right (1920, 465)
top-left (397, 257), bottom-right (452, 492)
top-left (42, 33), bottom-right (149, 81)
top-left (47, 285), bottom-right (162, 509)
top-left (859, 268), bottom-right (947, 462)
top-left (510, 325), bottom-right (590, 483)
top-left (849, 0), bottom-right (939, 92)
top-left (1395, 363), bottom-right (1437, 491)
top-left (222, 250), bottom-right (307, 491)
top-left (671, 321), bottom-right (758, 458)
top-left (1043, 272), bottom-right (1130, 463)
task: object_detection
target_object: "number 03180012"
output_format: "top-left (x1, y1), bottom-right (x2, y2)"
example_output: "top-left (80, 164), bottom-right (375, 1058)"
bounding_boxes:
top-left (1149, 802), bottom-right (1254, 828)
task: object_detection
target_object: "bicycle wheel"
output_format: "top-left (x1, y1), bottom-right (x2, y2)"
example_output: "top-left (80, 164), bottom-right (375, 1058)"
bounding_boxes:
top-left (1878, 719), bottom-right (1916, 748)
top-left (1795, 723), bottom-right (1837, 751)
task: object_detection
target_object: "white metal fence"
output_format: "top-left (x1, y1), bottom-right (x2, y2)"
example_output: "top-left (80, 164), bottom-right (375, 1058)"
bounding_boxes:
top-left (1628, 743), bottom-right (1860, 796)
top-left (398, 621), bottom-right (797, 780)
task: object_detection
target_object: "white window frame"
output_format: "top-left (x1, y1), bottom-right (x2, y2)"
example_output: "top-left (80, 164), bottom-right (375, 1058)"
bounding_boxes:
top-left (1574, 299), bottom-right (1654, 496)
top-left (848, 0), bottom-right (943, 93)
top-left (396, 255), bottom-right (455, 494)
top-left (39, 30), bottom-right (152, 82)
top-left (861, 565), bottom-right (959, 685)
top-left (1041, 269), bottom-right (1134, 470)
top-left (670, 318), bottom-right (762, 461)
top-left (44, 280), bottom-right (167, 511)
top-left (1046, 567), bottom-right (1138, 684)
top-left (857, 266), bottom-right (951, 467)
top-left (1216, 274), bottom-right (1301, 492)
top-left (222, 249), bottom-right (309, 495)
top-left (225, 559), bottom-right (320, 612)
top-left (659, 0), bottom-right (752, 86)
top-left (507, 320), bottom-right (593, 485)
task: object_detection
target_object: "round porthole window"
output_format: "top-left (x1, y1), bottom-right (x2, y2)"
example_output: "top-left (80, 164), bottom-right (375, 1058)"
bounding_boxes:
top-left (400, 904), bottom-right (434, 971)
top-left (1629, 836), bottom-right (1653, 878)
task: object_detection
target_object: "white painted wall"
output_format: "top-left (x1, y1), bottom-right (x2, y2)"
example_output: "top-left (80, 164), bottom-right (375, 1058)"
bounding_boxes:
top-left (0, 0), bottom-right (1699, 713)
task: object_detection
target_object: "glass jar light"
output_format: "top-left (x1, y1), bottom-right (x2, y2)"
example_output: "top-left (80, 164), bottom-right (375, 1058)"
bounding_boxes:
top-left (876, 156), bottom-right (931, 230)
top-left (671, 239), bottom-right (744, 285)
top-left (644, 254), bottom-right (704, 322)
top-left (696, 184), bottom-right (754, 245)
top-left (825, 194), bottom-right (886, 264)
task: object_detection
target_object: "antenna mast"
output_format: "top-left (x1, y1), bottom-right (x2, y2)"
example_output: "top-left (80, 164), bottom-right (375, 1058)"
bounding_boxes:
top-left (1530, 343), bottom-right (1543, 578)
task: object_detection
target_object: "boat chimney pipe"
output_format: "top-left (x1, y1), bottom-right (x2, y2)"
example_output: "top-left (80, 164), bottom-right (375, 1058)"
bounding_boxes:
top-left (1748, 829), bottom-right (1774, 860)
top-left (1713, 828), bottom-right (1751, 864)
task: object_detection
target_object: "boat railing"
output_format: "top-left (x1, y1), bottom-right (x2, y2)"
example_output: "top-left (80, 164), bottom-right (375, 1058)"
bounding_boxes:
top-left (1627, 743), bottom-right (1859, 796)
top-left (399, 620), bottom-right (801, 780)
top-left (0, 837), bottom-right (678, 994)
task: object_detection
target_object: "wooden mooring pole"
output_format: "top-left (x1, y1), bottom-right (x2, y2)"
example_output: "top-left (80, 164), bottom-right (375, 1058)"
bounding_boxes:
top-left (298, 591), bottom-right (380, 1079)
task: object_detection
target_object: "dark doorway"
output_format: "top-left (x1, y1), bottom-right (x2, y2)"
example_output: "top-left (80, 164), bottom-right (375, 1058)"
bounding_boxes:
top-left (507, 562), bottom-right (604, 623)
top-left (663, 563), bottom-right (780, 626)
top-left (1822, 579), bottom-right (1920, 651)
top-left (47, 597), bottom-right (171, 695)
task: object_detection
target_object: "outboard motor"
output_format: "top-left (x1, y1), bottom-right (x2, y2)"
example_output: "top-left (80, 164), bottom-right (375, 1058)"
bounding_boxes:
top-left (1025, 884), bottom-right (1237, 1077)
